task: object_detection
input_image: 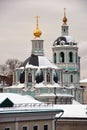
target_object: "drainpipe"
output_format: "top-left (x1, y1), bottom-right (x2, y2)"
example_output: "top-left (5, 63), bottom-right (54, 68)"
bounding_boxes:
top-left (54, 110), bottom-right (64, 130)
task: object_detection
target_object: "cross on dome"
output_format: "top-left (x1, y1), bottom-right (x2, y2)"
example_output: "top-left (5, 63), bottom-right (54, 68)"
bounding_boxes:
top-left (63, 8), bottom-right (67, 25)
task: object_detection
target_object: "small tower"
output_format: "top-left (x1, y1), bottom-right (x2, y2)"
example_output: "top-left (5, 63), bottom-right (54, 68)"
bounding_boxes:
top-left (31, 16), bottom-right (44, 56)
top-left (61, 8), bottom-right (69, 36)
top-left (52, 9), bottom-right (83, 103)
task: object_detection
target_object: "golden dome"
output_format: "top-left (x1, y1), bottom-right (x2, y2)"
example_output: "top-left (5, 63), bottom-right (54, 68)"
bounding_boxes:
top-left (33, 16), bottom-right (42, 38)
top-left (63, 8), bottom-right (67, 25)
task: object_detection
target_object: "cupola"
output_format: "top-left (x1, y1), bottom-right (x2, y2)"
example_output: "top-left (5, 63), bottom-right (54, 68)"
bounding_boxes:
top-left (33, 16), bottom-right (42, 38)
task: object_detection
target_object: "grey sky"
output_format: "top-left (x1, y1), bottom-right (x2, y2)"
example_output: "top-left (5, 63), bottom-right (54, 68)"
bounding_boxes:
top-left (0, 0), bottom-right (87, 79)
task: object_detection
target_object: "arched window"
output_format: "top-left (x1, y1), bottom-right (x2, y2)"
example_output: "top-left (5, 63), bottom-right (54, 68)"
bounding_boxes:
top-left (20, 71), bottom-right (25, 83)
top-left (54, 53), bottom-right (56, 63)
top-left (36, 70), bottom-right (44, 83)
top-left (47, 72), bottom-right (50, 83)
top-left (70, 75), bottom-right (73, 83)
top-left (60, 52), bottom-right (64, 62)
top-left (69, 52), bottom-right (73, 62)
top-left (28, 73), bottom-right (32, 82)
top-left (64, 28), bottom-right (65, 32)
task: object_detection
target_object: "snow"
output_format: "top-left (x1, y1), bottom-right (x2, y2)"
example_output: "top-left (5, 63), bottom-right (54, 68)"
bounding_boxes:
top-left (36, 93), bottom-right (56, 98)
top-left (36, 93), bottom-right (73, 98)
top-left (80, 78), bottom-right (87, 83)
top-left (35, 82), bottom-right (61, 88)
top-left (56, 93), bottom-right (73, 97)
top-left (0, 93), bottom-right (41, 104)
top-left (55, 104), bottom-right (87, 118)
top-left (26, 64), bottom-right (38, 69)
top-left (72, 99), bottom-right (81, 104)
top-left (0, 93), bottom-right (87, 118)
top-left (38, 56), bottom-right (58, 69)
top-left (64, 36), bottom-right (75, 43)
top-left (25, 56), bottom-right (58, 69)
top-left (4, 83), bottom-right (24, 89)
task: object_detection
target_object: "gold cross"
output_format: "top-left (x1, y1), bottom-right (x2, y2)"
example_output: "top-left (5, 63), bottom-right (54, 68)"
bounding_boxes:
top-left (64, 8), bottom-right (66, 17)
top-left (35, 16), bottom-right (40, 28)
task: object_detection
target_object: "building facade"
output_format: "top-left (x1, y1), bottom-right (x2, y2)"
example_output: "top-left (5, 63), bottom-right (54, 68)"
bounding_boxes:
top-left (0, 93), bottom-right (63, 130)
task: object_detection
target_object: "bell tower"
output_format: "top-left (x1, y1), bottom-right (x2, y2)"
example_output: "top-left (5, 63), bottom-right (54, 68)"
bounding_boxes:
top-left (52, 9), bottom-right (83, 103)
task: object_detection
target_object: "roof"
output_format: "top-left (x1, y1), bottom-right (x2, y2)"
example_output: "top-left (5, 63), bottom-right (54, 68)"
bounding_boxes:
top-left (53, 36), bottom-right (77, 46)
top-left (80, 78), bottom-right (87, 83)
top-left (0, 93), bottom-right (41, 104)
top-left (0, 107), bottom-right (64, 115)
top-left (0, 93), bottom-right (87, 118)
top-left (55, 104), bottom-right (87, 118)
top-left (20, 54), bottom-right (57, 69)
top-left (0, 93), bottom-right (63, 115)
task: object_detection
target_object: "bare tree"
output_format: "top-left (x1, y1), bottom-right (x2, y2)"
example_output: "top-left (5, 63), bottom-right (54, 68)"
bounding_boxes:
top-left (6, 58), bottom-right (22, 75)
top-left (0, 65), bottom-right (8, 76)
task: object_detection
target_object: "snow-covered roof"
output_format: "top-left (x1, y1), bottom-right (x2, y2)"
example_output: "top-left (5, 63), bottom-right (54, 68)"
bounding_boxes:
top-left (38, 56), bottom-right (57, 69)
top-left (20, 54), bottom-right (58, 69)
top-left (64, 36), bottom-right (75, 43)
top-left (36, 93), bottom-right (56, 98)
top-left (0, 93), bottom-right (87, 118)
top-left (0, 93), bottom-right (41, 104)
top-left (53, 35), bottom-right (77, 46)
top-left (55, 104), bottom-right (87, 118)
top-left (56, 93), bottom-right (73, 97)
top-left (36, 93), bottom-right (73, 99)
top-left (80, 79), bottom-right (87, 83)
top-left (4, 83), bottom-right (24, 89)
top-left (25, 56), bottom-right (57, 69)
top-left (35, 82), bottom-right (61, 88)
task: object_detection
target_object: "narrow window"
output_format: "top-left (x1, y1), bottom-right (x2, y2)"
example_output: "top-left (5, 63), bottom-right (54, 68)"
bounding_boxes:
top-left (76, 52), bottom-right (77, 63)
top-left (60, 52), bottom-right (64, 62)
top-left (44, 125), bottom-right (48, 130)
top-left (47, 73), bottom-right (50, 83)
top-left (28, 73), bottom-right (32, 82)
top-left (22, 126), bottom-right (27, 130)
top-left (54, 53), bottom-right (56, 63)
top-left (33, 125), bottom-right (38, 130)
top-left (69, 52), bottom-right (73, 62)
top-left (70, 75), bottom-right (73, 83)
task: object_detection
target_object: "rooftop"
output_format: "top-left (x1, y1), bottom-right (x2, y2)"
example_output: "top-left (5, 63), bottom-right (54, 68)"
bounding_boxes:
top-left (0, 93), bottom-right (87, 118)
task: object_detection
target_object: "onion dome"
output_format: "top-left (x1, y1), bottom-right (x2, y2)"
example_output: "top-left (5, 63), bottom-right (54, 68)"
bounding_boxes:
top-left (33, 16), bottom-right (42, 38)
top-left (63, 8), bottom-right (67, 25)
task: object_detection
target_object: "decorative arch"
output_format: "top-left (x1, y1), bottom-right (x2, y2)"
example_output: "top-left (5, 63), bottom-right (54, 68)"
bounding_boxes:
top-left (36, 70), bottom-right (44, 83)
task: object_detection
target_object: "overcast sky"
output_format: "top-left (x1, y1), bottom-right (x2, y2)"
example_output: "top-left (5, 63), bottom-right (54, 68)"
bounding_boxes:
top-left (0, 0), bottom-right (87, 79)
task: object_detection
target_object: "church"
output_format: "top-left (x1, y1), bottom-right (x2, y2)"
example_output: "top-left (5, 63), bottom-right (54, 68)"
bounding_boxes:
top-left (4, 9), bottom-right (83, 104)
